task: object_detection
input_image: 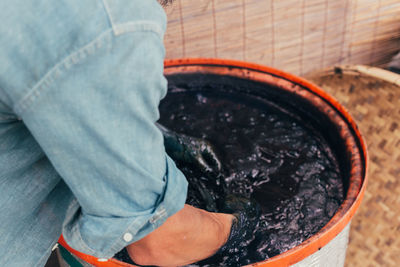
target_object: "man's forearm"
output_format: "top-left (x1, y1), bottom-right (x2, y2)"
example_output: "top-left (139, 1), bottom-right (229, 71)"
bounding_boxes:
top-left (126, 204), bottom-right (233, 267)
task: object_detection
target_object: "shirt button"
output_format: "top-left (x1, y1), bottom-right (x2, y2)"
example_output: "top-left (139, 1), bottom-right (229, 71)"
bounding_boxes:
top-left (123, 232), bottom-right (133, 242)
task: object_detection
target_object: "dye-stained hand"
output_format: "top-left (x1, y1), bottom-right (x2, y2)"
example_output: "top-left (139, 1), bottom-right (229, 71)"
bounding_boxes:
top-left (221, 194), bottom-right (260, 218)
top-left (157, 123), bottom-right (226, 212)
top-left (157, 123), bottom-right (222, 173)
top-left (199, 194), bottom-right (261, 266)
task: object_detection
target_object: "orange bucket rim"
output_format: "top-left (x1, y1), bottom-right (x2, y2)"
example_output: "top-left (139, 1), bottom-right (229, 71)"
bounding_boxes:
top-left (59, 58), bottom-right (368, 267)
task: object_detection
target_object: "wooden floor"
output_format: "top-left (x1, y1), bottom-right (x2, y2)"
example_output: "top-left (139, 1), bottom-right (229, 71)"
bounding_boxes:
top-left (306, 66), bottom-right (400, 267)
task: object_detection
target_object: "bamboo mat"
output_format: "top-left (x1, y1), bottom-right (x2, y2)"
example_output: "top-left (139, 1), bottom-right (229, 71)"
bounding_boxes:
top-left (306, 66), bottom-right (400, 267)
top-left (163, 0), bottom-right (400, 76)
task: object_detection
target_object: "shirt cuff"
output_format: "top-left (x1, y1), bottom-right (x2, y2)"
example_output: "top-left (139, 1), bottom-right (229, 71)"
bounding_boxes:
top-left (62, 155), bottom-right (188, 259)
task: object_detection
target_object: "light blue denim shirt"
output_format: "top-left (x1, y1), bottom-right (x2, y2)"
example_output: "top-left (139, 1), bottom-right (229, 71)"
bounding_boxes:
top-left (0, 0), bottom-right (188, 266)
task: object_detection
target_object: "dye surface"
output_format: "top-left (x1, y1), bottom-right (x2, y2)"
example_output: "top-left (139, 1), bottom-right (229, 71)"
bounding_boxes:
top-left (114, 75), bottom-right (344, 266)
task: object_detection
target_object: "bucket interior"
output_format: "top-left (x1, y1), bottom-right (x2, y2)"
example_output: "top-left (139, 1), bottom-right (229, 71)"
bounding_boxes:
top-left (164, 72), bottom-right (356, 193)
top-left (59, 60), bottom-right (367, 267)
top-left (150, 71), bottom-right (361, 266)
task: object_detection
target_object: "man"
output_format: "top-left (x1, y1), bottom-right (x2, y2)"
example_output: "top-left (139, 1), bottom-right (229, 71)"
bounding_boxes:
top-left (0, 0), bottom-right (236, 266)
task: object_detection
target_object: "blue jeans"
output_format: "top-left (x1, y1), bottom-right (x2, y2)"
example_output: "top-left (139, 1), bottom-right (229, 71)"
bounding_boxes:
top-left (0, 0), bottom-right (188, 266)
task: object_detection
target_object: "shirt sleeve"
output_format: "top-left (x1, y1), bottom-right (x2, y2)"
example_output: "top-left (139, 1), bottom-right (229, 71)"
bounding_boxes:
top-left (12, 12), bottom-right (188, 260)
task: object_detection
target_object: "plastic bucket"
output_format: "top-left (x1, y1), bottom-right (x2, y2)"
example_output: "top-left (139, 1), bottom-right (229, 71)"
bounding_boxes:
top-left (58, 58), bottom-right (367, 267)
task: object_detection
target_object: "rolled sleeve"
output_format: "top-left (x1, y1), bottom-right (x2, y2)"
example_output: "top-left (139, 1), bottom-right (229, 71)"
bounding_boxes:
top-left (63, 156), bottom-right (188, 258)
top-left (13, 15), bottom-right (188, 259)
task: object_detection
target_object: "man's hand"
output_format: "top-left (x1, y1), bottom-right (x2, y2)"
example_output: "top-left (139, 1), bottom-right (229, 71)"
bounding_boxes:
top-left (126, 205), bottom-right (234, 267)
top-left (156, 123), bottom-right (222, 174)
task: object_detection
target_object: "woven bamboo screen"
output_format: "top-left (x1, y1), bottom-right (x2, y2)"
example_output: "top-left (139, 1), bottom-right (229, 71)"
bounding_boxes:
top-left (163, 0), bottom-right (400, 75)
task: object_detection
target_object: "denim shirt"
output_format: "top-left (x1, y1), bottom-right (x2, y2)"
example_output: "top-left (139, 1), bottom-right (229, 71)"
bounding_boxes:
top-left (0, 0), bottom-right (188, 266)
